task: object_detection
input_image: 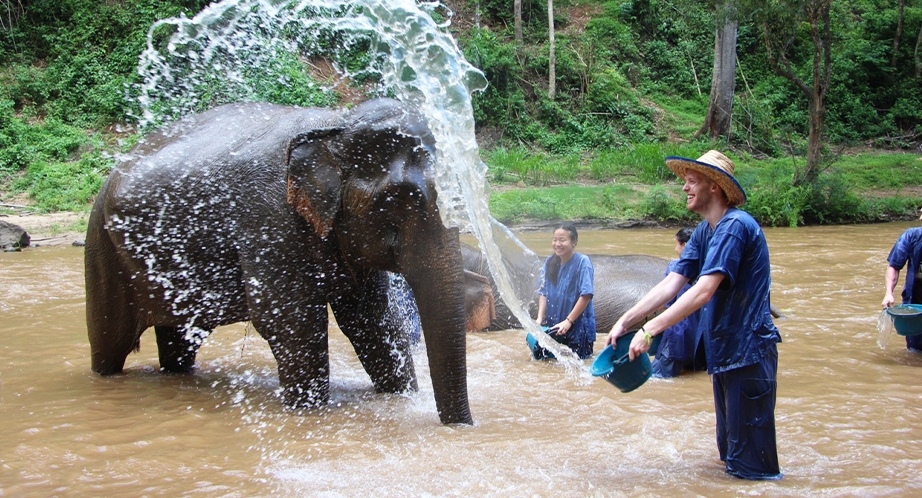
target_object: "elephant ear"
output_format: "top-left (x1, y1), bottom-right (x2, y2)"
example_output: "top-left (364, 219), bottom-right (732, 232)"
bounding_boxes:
top-left (286, 128), bottom-right (344, 238)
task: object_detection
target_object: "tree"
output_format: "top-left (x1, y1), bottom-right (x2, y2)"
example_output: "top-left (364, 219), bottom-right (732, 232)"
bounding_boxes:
top-left (548, 0), bottom-right (556, 99)
top-left (696, 1), bottom-right (739, 140)
top-left (514, 0), bottom-right (523, 44)
top-left (892, 0), bottom-right (906, 68)
top-left (915, 15), bottom-right (922, 78)
top-left (760, 0), bottom-right (832, 186)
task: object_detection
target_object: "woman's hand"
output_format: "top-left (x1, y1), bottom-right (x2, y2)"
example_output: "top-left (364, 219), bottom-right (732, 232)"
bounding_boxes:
top-left (551, 318), bottom-right (572, 335)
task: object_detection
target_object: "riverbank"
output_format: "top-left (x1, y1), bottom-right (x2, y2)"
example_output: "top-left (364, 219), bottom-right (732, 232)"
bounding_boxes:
top-left (2, 211), bottom-right (88, 247)
top-left (2, 211), bottom-right (665, 251)
top-left (5, 206), bottom-right (919, 249)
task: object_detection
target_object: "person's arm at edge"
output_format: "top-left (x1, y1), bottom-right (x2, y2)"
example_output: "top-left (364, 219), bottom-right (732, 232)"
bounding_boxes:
top-left (882, 265), bottom-right (900, 308)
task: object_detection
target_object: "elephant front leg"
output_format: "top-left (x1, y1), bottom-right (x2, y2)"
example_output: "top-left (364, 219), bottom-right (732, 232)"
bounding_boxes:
top-left (331, 271), bottom-right (418, 395)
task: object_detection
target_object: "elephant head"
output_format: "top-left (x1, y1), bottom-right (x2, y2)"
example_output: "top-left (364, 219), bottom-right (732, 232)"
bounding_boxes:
top-left (284, 99), bottom-right (472, 425)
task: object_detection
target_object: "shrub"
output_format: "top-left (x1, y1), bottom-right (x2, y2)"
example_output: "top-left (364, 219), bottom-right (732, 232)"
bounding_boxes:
top-left (0, 100), bottom-right (87, 178)
top-left (13, 152), bottom-right (113, 212)
top-left (636, 185), bottom-right (699, 223)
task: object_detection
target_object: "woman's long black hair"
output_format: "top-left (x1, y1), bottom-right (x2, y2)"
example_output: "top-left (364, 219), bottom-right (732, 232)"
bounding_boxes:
top-left (546, 223), bottom-right (578, 286)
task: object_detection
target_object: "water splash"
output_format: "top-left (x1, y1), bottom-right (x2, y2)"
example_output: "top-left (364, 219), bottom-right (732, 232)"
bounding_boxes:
top-left (135, 0), bottom-right (586, 372)
top-left (877, 308), bottom-right (893, 350)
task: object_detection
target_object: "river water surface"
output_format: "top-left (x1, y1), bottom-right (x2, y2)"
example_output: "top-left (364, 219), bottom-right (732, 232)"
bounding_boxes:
top-left (2, 222), bottom-right (922, 496)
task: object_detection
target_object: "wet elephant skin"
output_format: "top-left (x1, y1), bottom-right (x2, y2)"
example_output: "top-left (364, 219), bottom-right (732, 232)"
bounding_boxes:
top-left (84, 98), bottom-right (472, 425)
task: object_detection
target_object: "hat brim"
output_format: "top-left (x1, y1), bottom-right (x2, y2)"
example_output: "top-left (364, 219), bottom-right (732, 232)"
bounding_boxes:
top-left (665, 156), bottom-right (746, 207)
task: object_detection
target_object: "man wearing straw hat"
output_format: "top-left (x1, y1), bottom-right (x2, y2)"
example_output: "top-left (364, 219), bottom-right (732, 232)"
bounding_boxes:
top-left (606, 150), bottom-right (782, 481)
top-left (881, 208), bottom-right (922, 351)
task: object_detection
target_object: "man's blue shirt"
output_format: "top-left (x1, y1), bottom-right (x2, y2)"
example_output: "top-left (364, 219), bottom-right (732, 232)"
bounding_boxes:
top-left (673, 208), bottom-right (781, 374)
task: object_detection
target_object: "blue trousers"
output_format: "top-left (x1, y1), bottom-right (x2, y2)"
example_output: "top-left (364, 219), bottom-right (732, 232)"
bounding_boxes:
top-left (910, 295), bottom-right (922, 351)
top-left (907, 334), bottom-right (922, 352)
top-left (712, 345), bottom-right (782, 480)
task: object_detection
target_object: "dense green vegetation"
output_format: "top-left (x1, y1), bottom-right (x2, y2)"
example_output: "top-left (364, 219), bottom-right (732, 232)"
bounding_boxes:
top-left (1, 0), bottom-right (920, 226)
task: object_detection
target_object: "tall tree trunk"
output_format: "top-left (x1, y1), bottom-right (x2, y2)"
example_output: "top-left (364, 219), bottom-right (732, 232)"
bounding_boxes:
top-left (892, 0), bottom-right (906, 67)
top-left (548, 0), bottom-right (556, 99)
top-left (802, 1), bottom-right (831, 185)
top-left (762, 0), bottom-right (832, 186)
top-left (696, 1), bottom-right (739, 140)
top-left (514, 0), bottom-right (523, 45)
top-left (915, 22), bottom-right (922, 78)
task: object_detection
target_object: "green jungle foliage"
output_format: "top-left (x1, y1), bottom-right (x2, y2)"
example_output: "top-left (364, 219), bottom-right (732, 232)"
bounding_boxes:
top-left (1, 0), bottom-right (920, 224)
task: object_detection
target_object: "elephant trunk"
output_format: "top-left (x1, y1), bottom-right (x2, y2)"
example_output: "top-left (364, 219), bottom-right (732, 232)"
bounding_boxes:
top-left (402, 225), bottom-right (472, 425)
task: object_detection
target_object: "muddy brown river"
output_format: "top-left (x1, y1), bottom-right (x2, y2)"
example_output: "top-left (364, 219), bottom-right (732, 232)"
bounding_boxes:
top-left (3, 222), bottom-right (922, 496)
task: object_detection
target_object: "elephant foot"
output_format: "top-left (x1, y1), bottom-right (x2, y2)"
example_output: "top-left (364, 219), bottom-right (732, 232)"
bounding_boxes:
top-left (158, 364), bottom-right (195, 374)
top-left (280, 378), bottom-right (330, 410)
top-left (155, 325), bottom-right (203, 374)
top-left (91, 359), bottom-right (126, 376)
top-left (371, 371), bottom-right (418, 395)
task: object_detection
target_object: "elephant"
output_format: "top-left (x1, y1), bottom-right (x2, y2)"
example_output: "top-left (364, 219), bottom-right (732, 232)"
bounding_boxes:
top-left (460, 239), bottom-right (784, 334)
top-left (84, 98), bottom-right (472, 425)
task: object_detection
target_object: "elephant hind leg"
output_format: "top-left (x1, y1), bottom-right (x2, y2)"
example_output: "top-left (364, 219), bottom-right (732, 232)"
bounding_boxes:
top-left (85, 210), bottom-right (145, 376)
top-left (155, 325), bottom-right (207, 373)
top-left (90, 330), bottom-right (141, 376)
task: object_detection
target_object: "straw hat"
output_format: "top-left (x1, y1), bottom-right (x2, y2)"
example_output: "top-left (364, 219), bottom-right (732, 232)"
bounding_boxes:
top-left (665, 150), bottom-right (746, 207)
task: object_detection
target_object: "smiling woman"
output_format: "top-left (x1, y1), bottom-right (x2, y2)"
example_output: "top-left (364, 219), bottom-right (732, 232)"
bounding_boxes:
top-left (535, 222), bottom-right (597, 359)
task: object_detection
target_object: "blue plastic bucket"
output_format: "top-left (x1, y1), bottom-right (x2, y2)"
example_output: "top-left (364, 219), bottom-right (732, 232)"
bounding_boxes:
top-left (887, 304), bottom-right (922, 336)
top-left (590, 331), bottom-right (652, 393)
top-left (525, 327), bottom-right (556, 360)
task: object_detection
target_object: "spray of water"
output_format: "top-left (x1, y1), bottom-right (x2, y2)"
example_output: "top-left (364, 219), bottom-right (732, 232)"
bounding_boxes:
top-left (135, 0), bottom-right (586, 372)
top-left (877, 308), bottom-right (893, 350)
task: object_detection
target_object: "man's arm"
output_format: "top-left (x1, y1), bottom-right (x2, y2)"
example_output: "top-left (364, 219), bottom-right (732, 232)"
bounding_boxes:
top-left (627, 272), bottom-right (725, 360)
top-left (882, 265), bottom-right (900, 308)
top-left (606, 271), bottom-right (689, 345)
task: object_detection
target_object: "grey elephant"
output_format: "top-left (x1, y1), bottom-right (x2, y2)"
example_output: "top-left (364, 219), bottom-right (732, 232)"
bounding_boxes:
top-left (84, 98), bottom-right (472, 425)
top-left (460, 242), bottom-right (668, 332)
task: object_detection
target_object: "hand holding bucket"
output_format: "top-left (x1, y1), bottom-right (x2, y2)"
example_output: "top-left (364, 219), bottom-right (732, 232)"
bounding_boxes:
top-left (590, 330), bottom-right (660, 393)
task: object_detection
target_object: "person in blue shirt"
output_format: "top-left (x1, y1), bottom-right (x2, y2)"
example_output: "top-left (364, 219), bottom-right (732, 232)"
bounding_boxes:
top-left (606, 150), bottom-right (782, 481)
top-left (882, 209), bottom-right (922, 352)
top-left (536, 223), bottom-right (596, 359)
top-left (651, 227), bottom-right (704, 378)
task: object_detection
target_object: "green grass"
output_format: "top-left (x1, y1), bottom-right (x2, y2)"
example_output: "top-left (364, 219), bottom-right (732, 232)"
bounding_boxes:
top-left (488, 148), bottom-right (922, 227)
top-left (828, 152), bottom-right (922, 191)
top-left (647, 92), bottom-right (709, 138)
top-left (489, 184), bottom-right (652, 223)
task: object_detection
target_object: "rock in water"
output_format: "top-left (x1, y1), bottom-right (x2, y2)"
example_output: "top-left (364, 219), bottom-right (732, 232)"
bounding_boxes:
top-left (0, 220), bottom-right (31, 250)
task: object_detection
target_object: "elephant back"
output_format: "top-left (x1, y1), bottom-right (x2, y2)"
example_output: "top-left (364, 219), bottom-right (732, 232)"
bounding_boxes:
top-left (112, 103), bottom-right (342, 200)
top-left (589, 254), bottom-right (670, 333)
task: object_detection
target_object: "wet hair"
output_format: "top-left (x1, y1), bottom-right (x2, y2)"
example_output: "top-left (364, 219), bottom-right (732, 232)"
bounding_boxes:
top-left (676, 227), bottom-right (694, 244)
top-left (547, 223), bottom-right (578, 285)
